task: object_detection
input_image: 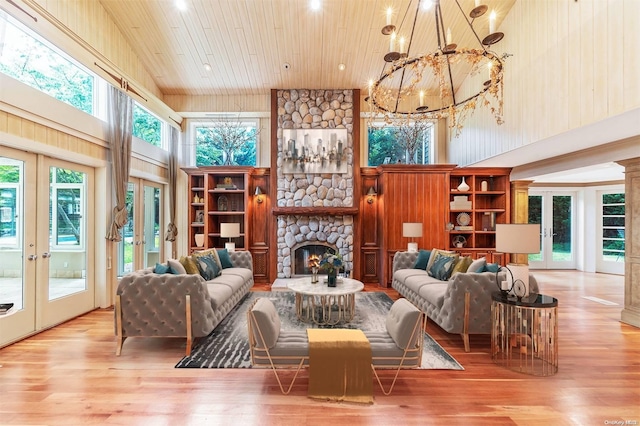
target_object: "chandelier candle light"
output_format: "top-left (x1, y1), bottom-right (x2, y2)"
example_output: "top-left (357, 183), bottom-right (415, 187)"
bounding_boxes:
top-left (368, 0), bottom-right (509, 135)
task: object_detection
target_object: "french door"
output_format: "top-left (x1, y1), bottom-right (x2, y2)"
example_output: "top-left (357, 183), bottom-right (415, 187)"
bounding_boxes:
top-left (528, 191), bottom-right (575, 269)
top-left (117, 178), bottom-right (163, 276)
top-left (0, 148), bottom-right (95, 347)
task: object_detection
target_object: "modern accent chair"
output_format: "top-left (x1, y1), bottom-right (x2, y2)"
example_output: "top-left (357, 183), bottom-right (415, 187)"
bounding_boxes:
top-left (247, 297), bottom-right (426, 395)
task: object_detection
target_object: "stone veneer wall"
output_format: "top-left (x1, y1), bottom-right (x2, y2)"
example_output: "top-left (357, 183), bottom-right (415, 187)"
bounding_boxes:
top-left (275, 89), bottom-right (355, 278)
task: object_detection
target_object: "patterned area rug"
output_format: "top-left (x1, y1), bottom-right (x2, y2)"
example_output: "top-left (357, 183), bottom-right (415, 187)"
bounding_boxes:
top-left (175, 291), bottom-right (463, 370)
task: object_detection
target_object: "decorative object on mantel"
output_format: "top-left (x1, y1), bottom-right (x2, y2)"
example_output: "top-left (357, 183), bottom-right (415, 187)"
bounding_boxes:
top-left (403, 222), bottom-right (423, 252)
top-left (495, 223), bottom-right (541, 297)
top-left (220, 222), bottom-right (240, 252)
top-left (457, 177), bottom-right (470, 192)
top-left (194, 233), bottom-right (205, 248)
top-left (367, 0), bottom-right (509, 135)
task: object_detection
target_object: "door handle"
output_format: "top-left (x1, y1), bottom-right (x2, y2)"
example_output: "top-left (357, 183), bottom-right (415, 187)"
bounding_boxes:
top-left (42, 252), bottom-right (51, 258)
top-left (28, 254), bottom-right (38, 261)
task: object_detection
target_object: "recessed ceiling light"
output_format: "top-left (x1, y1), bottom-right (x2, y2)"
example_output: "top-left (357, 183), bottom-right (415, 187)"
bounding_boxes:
top-left (338, 63), bottom-right (346, 71)
top-left (204, 63), bottom-right (212, 71)
top-left (310, 0), bottom-right (321, 11)
top-left (176, 0), bottom-right (187, 11)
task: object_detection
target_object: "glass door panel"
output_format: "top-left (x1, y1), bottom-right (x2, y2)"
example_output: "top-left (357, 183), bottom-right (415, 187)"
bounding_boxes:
top-left (39, 159), bottom-right (94, 328)
top-left (143, 184), bottom-right (161, 269)
top-left (0, 150), bottom-right (37, 346)
top-left (529, 192), bottom-right (575, 269)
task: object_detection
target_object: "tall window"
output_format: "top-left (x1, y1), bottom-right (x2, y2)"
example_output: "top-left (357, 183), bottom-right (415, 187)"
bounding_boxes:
top-left (195, 121), bottom-right (258, 166)
top-left (133, 103), bottom-right (163, 147)
top-left (602, 193), bottom-right (625, 262)
top-left (367, 121), bottom-right (432, 166)
top-left (0, 12), bottom-right (94, 114)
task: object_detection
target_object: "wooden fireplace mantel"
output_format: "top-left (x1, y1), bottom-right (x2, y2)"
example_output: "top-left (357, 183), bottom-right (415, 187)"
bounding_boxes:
top-left (271, 207), bottom-right (359, 216)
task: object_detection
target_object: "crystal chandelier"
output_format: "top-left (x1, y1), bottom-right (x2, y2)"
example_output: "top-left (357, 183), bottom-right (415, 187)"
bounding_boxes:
top-left (367, 0), bottom-right (509, 135)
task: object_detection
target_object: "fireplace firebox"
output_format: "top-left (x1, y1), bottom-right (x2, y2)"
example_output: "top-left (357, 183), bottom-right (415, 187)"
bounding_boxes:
top-left (292, 243), bottom-right (338, 276)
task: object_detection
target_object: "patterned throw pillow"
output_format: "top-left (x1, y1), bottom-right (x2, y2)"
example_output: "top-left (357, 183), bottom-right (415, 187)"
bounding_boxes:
top-left (413, 249), bottom-right (431, 270)
top-left (193, 249), bottom-right (222, 270)
top-left (217, 249), bottom-right (234, 269)
top-left (428, 253), bottom-right (459, 281)
top-left (196, 253), bottom-right (221, 280)
top-left (425, 249), bottom-right (457, 272)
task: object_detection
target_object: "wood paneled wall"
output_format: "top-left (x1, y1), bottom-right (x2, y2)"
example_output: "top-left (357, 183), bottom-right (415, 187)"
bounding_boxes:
top-left (249, 168), bottom-right (270, 283)
top-left (449, 0), bottom-right (640, 165)
top-left (378, 164), bottom-right (455, 285)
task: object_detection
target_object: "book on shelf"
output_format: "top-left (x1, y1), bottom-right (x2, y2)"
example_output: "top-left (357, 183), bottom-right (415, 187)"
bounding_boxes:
top-left (216, 184), bottom-right (237, 189)
top-left (454, 226), bottom-right (474, 231)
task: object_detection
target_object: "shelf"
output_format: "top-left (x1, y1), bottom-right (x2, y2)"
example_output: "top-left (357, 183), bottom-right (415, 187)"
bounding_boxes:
top-left (210, 189), bottom-right (245, 194)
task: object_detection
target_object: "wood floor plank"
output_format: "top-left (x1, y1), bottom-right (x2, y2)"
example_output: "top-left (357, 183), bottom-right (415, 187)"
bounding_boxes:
top-left (0, 271), bottom-right (638, 425)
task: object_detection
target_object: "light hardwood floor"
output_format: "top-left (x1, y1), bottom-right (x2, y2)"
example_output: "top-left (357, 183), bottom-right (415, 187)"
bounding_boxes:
top-left (1, 271), bottom-right (638, 425)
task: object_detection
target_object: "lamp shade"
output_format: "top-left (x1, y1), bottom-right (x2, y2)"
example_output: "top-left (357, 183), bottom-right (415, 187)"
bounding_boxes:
top-left (220, 222), bottom-right (240, 238)
top-left (495, 223), bottom-right (540, 254)
top-left (403, 222), bottom-right (423, 238)
top-left (254, 186), bottom-right (263, 196)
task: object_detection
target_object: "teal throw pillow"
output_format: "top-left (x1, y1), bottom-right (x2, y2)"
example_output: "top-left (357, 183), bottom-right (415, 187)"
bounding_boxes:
top-left (413, 249), bottom-right (431, 270)
top-left (217, 249), bottom-right (234, 269)
top-left (483, 262), bottom-right (500, 273)
top-left (154, 263), bottom-right (171, 274)
top-left (196, 254), bottom-right (221, 280)
top-left (428, 253), bottom-right (457, 281)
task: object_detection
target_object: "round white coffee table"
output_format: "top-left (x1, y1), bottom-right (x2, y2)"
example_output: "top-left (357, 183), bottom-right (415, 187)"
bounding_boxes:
top-left (287, 277), bottom-right (364, 325)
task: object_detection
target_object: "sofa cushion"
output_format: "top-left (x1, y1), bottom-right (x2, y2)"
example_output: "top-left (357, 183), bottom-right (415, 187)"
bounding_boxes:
top-left (167, 259), bottom-right (187, 275)
top-left (413, 249), bottom-right (431, 270)
top-left (418, 282), bottom-right (449, 308)
top-left (196, 254), bottom-right (221, 280)
top-left (428, 253), bottom-right (459, 280)
top-left (451, 256), bottom-right (473, 276)
top-left (206, 282), bottom-right (234, 310)
top-left (394, 268), bottom-right (430, 284)
top-left (467, 257), bottom-right (486, 273)
top-left (403, 274), bottom-right (439, 294)
top-left (220, 267), bottom-right (254, 283)
top-left (250, 298), bottom-right (281, 349)
top-left (179, 255), bottom-right (200, 274)
top-left (217, 249), bottom-right (234, 269)
top-left (385, 299), bottom-right (422, 349)
top-left (211, 273), bottom-right (246, 294)
top-left (425, 249), bottom-right (456, 272)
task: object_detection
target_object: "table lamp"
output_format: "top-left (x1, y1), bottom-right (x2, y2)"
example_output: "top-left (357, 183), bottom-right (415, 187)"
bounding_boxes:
top-left (495, 223), bottom-right (540, 297)
top-left (220, 222), bottom-right (240, 252)
top-left (403, 222), bottom-right (423, 253)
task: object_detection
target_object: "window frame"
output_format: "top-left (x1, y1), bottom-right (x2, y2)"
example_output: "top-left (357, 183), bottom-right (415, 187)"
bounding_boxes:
top-left (188, 118), bottom-right (260, 167)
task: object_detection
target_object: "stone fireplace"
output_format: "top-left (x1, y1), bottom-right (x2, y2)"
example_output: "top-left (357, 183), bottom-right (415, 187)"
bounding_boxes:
top-left (274, 89), bottom-right (356, 278)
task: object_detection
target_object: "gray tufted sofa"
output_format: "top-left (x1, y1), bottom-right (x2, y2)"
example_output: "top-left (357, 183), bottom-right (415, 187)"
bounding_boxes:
top-left (391, 251), bottom-right (539, 352)
top-left (115, 251), bottom-right (253, 355)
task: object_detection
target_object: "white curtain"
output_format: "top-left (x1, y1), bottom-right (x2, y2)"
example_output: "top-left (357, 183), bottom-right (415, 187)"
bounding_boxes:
top-left (164, 125), bottom-right (179, 243)
top-left (106, 85), bottom-right (133, 241)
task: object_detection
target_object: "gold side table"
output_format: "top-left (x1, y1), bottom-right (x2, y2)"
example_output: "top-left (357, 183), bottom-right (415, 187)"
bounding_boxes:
top-left (491, 292), bottom-right (558, 376)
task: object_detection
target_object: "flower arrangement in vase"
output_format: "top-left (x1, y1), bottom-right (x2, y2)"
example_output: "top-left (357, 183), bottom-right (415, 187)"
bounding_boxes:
top-left (319, 252), bottom-right (343, 287)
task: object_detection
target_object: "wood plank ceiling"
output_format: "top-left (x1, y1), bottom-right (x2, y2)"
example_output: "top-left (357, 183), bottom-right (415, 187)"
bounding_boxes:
top-left (98, 0), bottom-right (515, 97)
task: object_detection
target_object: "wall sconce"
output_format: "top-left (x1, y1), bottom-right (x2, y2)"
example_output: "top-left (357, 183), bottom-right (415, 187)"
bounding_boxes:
top-left (366, 186), bottom-right (377, 204)
top-left (254, 186), bottom-right (264, 204)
